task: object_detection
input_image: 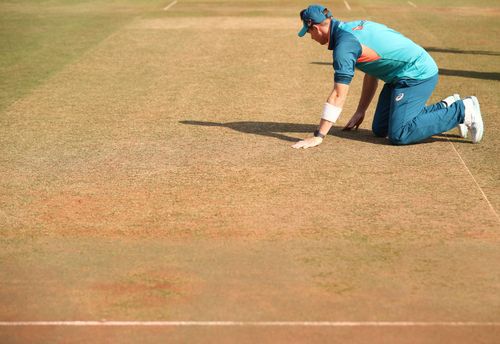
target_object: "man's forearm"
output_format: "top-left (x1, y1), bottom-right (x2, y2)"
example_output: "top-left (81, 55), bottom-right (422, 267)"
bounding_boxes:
top-left (327, 84), bottom-right (349, 108)
top-left (356, 74), bottom-right (378, 112)
top-left (318, 83), bottom-right (350, 135)
top-left (318, 118), bottom-right (333, 135)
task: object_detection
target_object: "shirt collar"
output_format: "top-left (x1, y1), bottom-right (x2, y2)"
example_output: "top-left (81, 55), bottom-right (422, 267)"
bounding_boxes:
top-left (328, 20), bottom-right (341, 50)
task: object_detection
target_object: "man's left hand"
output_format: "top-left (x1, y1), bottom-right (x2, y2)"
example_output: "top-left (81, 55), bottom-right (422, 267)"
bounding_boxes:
top-left (343, 111), bottom-right (365, 131)
top-left (292, 136), bottom-right (323, 149)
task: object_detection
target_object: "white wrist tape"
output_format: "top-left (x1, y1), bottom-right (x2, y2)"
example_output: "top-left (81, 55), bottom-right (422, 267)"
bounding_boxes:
top-left (321, 102), bottom-right (342, 123)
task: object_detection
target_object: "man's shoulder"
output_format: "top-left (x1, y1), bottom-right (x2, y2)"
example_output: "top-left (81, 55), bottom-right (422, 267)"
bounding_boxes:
top-left (331, 28), bottom-right (362, 58)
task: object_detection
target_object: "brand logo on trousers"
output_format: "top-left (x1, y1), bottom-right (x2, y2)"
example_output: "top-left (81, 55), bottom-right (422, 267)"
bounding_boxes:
top-left (395, 93), bottom-right (404, 102)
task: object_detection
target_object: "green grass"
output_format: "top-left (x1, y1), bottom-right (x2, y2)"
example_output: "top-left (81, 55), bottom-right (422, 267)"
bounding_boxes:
top-left (0, 0), bottom-right (166, 112)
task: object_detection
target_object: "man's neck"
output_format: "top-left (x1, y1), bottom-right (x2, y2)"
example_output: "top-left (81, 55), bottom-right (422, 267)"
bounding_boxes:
top-left (327, 20), bottom-right (335, 50)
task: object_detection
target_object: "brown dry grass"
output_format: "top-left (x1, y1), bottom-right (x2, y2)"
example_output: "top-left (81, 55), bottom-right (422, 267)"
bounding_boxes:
top-left (1, 0), bottom-right (499, 343)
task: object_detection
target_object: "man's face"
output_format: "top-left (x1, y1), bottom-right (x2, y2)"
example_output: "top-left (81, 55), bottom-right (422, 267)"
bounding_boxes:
top-left (308, 25), bottom-right (328, 45)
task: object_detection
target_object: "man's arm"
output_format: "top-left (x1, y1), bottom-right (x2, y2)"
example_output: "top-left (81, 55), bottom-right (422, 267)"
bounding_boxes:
top-left (318, 82), bottom-right (350, 134)
top-left (343, 73), bottom-right (378, 130)
top-left (292, 82), bottom-right (350, 149)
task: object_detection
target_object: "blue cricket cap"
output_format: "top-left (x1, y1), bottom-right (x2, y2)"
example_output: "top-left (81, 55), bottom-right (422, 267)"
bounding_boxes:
top-left (298, 4), bottom-right (332, 37)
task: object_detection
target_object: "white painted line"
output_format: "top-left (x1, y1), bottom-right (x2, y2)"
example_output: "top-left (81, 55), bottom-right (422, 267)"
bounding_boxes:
top-left (408, 1), bottom-right (417, 8)
top-left (163, 0), bottom-right (178, 11)
top-left (446, 138), bottom-right (500, 224)
top-left (343, 0), bottom-right (352, 11)
top-left (0, 321), bottom-right (499, 327)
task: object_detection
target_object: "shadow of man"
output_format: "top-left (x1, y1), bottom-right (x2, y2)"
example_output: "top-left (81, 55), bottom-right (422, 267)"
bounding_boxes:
top-left (180, 120), bottom-right (309, 142)
top-left (179, 120), bottom-right (468, 145)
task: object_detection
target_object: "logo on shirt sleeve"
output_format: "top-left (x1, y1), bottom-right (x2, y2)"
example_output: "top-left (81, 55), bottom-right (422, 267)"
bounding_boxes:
top-left (395, 93), bottom-right (405, 102)
top-left (352, 20), bottom-right (366, 31)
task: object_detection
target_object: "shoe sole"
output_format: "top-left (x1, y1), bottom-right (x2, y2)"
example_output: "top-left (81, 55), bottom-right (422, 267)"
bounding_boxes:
top-left (458, 124), bottom-right (468, 138)
top-left (470, 96), bottom-right (483, 143)
top-left (452, 94), bottom-right (467, 138)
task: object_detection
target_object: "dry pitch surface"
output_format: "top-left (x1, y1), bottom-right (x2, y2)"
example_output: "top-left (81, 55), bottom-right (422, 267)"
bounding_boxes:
top-left (1, 0), bottom-right (499, 343)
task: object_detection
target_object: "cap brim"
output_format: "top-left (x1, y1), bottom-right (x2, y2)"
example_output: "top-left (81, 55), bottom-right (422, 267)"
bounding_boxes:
top-left (298, 24), bottom-right (308, 37)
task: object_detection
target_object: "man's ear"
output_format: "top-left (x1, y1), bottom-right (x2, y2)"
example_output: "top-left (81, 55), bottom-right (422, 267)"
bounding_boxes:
top-left (311, 24), bottom-right (320, 34)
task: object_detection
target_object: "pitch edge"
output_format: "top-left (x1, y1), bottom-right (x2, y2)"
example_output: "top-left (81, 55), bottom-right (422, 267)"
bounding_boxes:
top-left (0, 321), bottom-right (499, 327)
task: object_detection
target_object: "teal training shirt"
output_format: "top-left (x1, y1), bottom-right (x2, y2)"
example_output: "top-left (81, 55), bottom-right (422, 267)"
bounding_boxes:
top-left (327, 19), bottom-right (438, 84)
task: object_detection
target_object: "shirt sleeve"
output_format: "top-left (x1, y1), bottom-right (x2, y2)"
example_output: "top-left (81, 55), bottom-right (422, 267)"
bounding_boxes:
top-left (332, 30), bottom-right (362, 85)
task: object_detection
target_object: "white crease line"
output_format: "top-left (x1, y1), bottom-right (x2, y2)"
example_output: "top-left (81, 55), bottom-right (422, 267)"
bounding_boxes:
top-left (408, 1), bottom-right (417, 8)
top-left (343, 0), bottom-right (352, 11)
top-left (446, 138), bottom-right (500, 224)
top-left (0, 321), bottom-right (499, 327)
top-left (163, 0), bottom-right (178, 11)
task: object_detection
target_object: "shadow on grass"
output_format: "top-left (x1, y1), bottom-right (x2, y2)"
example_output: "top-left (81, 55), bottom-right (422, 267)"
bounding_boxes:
top-left (438, 69), bottom-right (500, 81)
top-left (179, 120), bottom-right (468, 145)
top-left (423, 47), bottom-right (500, 56)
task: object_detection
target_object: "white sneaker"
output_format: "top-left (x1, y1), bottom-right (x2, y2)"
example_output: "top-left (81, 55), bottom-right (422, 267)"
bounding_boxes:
top-left (442, 94), bottom-right (467, 138)
top-left (458, 123), bottom-right (468, 139)
top-left (441, 93), bottom-right (461, 107)
top-left (462, 96), bottom-right (484, 143)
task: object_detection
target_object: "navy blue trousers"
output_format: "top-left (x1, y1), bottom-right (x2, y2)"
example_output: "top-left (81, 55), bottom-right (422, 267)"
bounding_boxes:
top-left (372, 74), bottom-right (465, 145)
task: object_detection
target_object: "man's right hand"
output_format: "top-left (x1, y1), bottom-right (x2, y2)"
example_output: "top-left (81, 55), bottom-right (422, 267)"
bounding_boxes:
top-left (343, 111), bottom-right (365, 131)
top-left (292, 136), bottom-right (323, 149)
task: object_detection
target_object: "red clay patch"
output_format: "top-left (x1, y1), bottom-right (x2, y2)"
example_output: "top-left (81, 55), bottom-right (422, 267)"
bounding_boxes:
top-left (91, 269), bottom-right (201, 311)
